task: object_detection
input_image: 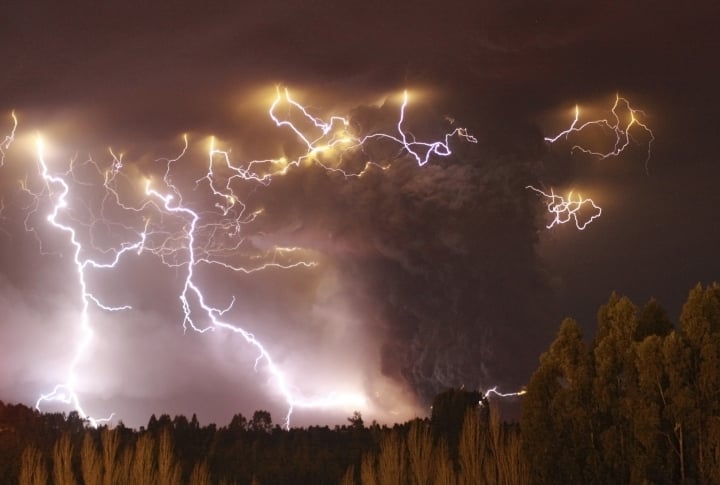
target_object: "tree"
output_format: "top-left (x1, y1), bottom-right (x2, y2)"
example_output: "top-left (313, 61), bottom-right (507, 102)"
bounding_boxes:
top-left (431, 388), bottom-right (483, 458)
top-left (114, 444), bottom-right (134, 485)
top-left (433, 439), bottom-right (456, 485)
top-left (340, 464), bottom-right (356, 485)
top-left (360, 451), bottom-right (378, 485)
top-left (188, 460), bottom-right (212, 485)
top-left (633, 334), bottom-right (675, 483)
top-left (172, 415), bottom-right (189, 433)
top-left (406, 419), bottom-right (434, 485)
top-left (522, 318), bottom-right (594, 484)
top-left (457, 407), bottom-right (489, 485)
top-left (190, 413), bottom-right (200, 430)
top-left (592, 294), bottom-right (640, 483)
top-left (81, 433), bottom-right (102, 485)
top-left (156, 414), bottom-right (173, 432)
top-left (677, 283), bottom-right (720, 482)
top-left (131, 433), bottom-right (157, 485)
top-left (662, 329), bottom-right (696, 482)
top-left (52, 433), bottom-right (76, 485)
top-left (101, 428), bottom-right (119, 485)
top-left (228, 413), bottom-right (248, 432)
top-left (377, 431), bottom-right (407, 485)
top-left (19, 445), bottom-right (47, 485)
top-left (66, 411), bottom-right (86, 434)
top-left (521, 362), bottom-right (561, 485)
top-left (636, 298), bottom-right (673, 341)
top-left (157, 430), bottom-right (181, 485)
top-left (348, 411), bottom-right (364, 430)
top-left (250, 410), bottom-right (273, 433)
top-left (147, 415), bottom-right (159, 433)
top-left (459, 403), bottom-right (528, 485)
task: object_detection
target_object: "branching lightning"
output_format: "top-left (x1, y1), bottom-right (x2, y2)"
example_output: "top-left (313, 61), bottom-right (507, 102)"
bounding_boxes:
top-left (5, 88), bottom-right (479, 428)
top-left (1, 111), bottom-right (17, 166)
top-left (525, 185), bottom-right (602, 231)
top-left (30, 137), bottom-right (145, 427)
top-left (544, 94), bottom-right (655, 172)
top-left (534, 94), bottom-right (654, 230)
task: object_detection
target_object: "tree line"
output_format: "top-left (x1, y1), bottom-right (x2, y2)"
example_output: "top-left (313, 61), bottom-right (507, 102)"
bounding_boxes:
top-left (2, 282), bottom-right (719, 484)
top-left (522, 283), bottom-right (720, 484)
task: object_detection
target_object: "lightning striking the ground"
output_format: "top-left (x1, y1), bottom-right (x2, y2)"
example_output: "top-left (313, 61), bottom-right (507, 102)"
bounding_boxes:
top-left (28, 138), bottom-right (144, 426)
top-left (4, 88), bottom-right (480, 428)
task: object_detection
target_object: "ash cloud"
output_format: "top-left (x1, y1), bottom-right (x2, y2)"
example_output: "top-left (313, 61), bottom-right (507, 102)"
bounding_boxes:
top-left (1, 0), bottom-right (715, 427)
top-left (0, 79), bottom-right (561, 426)
top-left (249, 95), bottom-right (564, 406)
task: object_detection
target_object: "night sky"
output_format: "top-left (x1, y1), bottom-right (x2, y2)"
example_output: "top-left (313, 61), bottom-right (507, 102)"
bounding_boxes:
top-left (1, 1), bottom-right (718, 428)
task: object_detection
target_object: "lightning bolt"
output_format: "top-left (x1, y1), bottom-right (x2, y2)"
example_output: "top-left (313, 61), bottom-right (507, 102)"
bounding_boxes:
top-left (545, 94), bottom-right (655, 173)
top-left (30, 137), bottom-right (145, 427)
top-left (1, 111), bottom-right (17, 166)
top-left (534, 94), bottom-right (654, 231)
top-left (267, 88), bottom-right (477, 177)
top-left (9, 88), bottom-right (478, 428)
top-left (526, 185), bottom-right (602, 231)
top-left (484, 386), bottom-right (527, 399)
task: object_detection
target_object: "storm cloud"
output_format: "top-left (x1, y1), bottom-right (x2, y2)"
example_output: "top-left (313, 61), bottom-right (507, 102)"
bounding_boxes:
top-left (0, 0), bottom-right (717, 427)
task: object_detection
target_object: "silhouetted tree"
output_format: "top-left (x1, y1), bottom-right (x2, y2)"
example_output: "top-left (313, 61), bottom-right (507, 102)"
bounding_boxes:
top-left (250, 410), bottom-right (273, 433)
top-left (406, 419), bottom-right (434, 485)
top-left (52, 433), bottom-right (76, 485)
top-left (636, 297), bottom-right (673, 341)
top-left (431, 388), bottom-right (484, 458)
top-left (228, 413), bottom-right (248, 432)
top-left (80, 433), bottom-right (102, 485)
top-left (348, 411), bottom-right (364, 430)
top-left (522, 318), bottom-right (594, 484)
top-left (19, 445), bottom-right (47, 485)
top-left (592, 294), bottom-right (640, 483)
top-left (678, 283), bottom-right (720, 482)
top-left (101, 428), bottom-right (119, 485)
top-left (633, 334), bottom-right (675, 482)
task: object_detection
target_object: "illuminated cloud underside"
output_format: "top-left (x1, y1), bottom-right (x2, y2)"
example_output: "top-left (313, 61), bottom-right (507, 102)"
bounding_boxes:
top-left (11, 89), bottom-right (478, 427)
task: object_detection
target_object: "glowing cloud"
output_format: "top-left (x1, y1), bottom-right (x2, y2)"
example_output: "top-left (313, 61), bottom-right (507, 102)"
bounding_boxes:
top-left (6, 87), bottom-right (478, 428)
top-left (526, 186), bottom-right (602, 231)
top-left (545, 94), bottom-right (655, 172)
top-left (534, 95), bottom-right (654, 231)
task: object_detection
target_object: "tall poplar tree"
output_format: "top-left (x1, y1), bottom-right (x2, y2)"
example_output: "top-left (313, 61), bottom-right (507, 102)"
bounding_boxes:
top-left (522, 318), bottom-right (594, 484)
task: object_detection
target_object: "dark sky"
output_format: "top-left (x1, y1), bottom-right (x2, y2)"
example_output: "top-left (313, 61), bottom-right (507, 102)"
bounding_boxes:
top-left (0, 1), bottom-right (718, 428)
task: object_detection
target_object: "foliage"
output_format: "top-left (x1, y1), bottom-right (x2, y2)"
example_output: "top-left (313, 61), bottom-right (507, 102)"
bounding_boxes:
top-left (523, 283), bottom-right (720, 484)
top-left (3, 282), bottom-right (720, 484)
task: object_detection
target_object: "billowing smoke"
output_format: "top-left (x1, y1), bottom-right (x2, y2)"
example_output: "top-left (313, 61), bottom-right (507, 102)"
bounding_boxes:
top-left (0, 86), bottom-right (566, 427)
top-left (5, 0), bottom-right (709, 428)
top-left (243, 95), bottom-right (567, 408)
